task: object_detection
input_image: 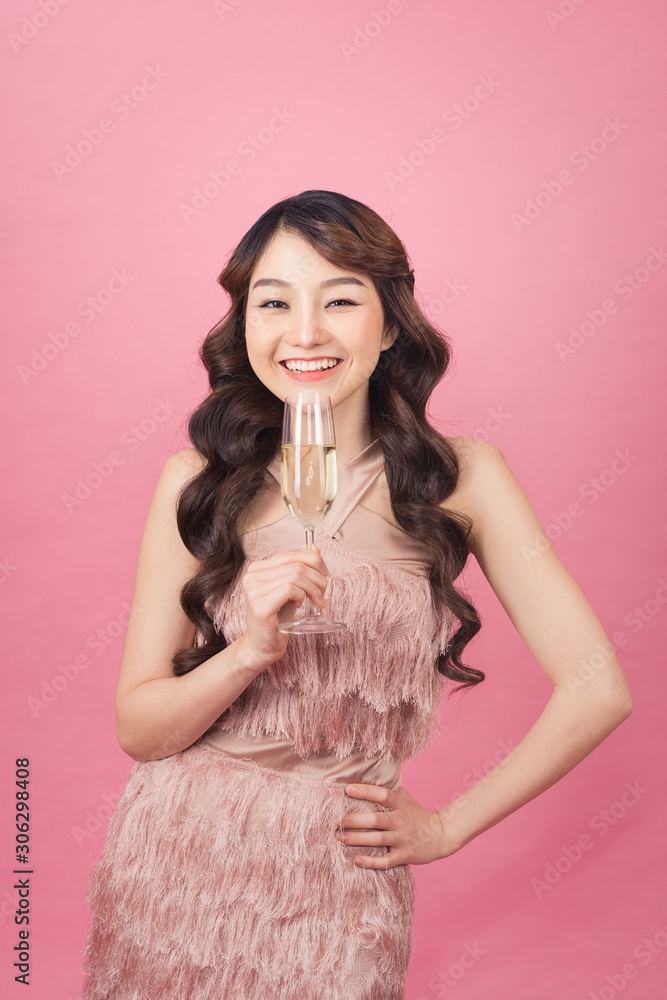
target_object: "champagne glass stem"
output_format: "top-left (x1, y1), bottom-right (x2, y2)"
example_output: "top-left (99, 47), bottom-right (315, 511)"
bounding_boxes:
top-left (303, 527), bottom-right (321, 619)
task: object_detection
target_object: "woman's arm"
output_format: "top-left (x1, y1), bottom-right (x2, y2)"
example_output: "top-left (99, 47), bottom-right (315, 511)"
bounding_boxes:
top-left (115, 449), bottom-right (263, 762)
top-left (436, 439), bottom-right (633, 854)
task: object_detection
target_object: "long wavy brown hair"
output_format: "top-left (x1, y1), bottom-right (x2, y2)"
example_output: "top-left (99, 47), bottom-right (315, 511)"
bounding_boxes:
top-left (173, 190), bottom-right (482, 694)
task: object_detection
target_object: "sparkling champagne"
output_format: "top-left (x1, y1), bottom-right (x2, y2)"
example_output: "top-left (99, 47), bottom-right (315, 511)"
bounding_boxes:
top-left (277, 391), bottom-right (347, 634)
top-left (280, 444), bottom-right (337, 529)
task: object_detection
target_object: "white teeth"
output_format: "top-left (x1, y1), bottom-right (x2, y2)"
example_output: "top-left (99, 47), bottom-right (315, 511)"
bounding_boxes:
top-left (284, 358), bottom-right (341, 372)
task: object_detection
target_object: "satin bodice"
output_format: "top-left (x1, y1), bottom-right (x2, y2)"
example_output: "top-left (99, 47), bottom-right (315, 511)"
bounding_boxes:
top-left (255, 438), bottom-right (434, 577)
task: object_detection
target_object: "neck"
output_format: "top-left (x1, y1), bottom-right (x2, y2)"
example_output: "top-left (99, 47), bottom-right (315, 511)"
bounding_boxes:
top-left (329, 395), bottom-right (374, 469)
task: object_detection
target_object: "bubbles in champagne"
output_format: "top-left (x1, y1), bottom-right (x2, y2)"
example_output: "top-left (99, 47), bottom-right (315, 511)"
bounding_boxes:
top-left (281, 445), bottom-right (337, 529)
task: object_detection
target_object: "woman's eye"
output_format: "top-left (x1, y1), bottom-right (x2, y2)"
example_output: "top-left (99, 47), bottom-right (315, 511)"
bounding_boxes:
top-left (258, 298), bottom-right (358, 309)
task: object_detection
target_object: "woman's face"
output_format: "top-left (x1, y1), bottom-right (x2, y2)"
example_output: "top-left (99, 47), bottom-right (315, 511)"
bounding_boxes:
top-left (244, 230), bottom-right (398, 417)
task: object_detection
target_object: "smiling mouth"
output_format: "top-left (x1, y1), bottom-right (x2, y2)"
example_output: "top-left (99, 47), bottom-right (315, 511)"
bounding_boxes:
top-left (279, 358), bottom-right (343, 372)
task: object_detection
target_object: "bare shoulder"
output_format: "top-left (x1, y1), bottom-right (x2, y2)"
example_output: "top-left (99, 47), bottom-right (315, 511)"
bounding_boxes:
top-left (440, 436), bottom-right (508, 515)
top-left (437, 438), bottom-right (633, 710)
top-left (167, 446), bottom-right (207, 476)
top-left (364, 436), bottom-right (509, 534)
top-left (161, 447), bottom-right (208, 491)
top-left (143, 448), bottom-right (209, 524)
top-left (438, 435), bottom-right (525, 554)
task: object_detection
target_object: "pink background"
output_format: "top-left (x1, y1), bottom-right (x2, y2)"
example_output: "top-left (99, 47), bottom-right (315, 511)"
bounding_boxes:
top-left (1, 1), bottom-right (665, 997)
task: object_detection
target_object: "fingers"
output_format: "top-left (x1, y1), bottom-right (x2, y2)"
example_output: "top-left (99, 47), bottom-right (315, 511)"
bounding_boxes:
top-left (337, 827), bottom-right (393, 847)
top-left (338, 811), bottom-right (392, 832)
top-left (352, 854), bottom-right (396, 870)
top-left (344, 783), bottom-right (394, 806)
top-left (247, 561), bottom-right (329, 594)
top-left (246, 548), bottom-right (330, 578)
top-left (245, 571), bottom-right (329, 610)
top-left (336, 826), bottom-right (402, 869)
top-left (244, 553), bottom-right (330, 610)
top-left (240, 547), bottom-right (332, 669)
top-left (261, 579), bottom-right (328, 611)
top-left (338, 788), bottom-right (396, 840)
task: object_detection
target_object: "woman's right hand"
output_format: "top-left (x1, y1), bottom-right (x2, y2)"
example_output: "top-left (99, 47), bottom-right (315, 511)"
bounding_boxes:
top-left (239, 546), bottom-right (330, 674)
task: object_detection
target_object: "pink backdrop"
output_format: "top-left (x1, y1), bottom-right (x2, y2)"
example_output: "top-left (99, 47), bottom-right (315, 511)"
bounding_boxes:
top-left (1, 1), bottom-right (665, 997)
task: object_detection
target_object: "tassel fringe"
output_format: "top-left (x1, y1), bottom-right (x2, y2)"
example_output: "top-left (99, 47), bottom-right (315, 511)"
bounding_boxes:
top-left (206, 535), bottom-right (455, 761)
top-left (80, 742), bottom-right (415, 1000)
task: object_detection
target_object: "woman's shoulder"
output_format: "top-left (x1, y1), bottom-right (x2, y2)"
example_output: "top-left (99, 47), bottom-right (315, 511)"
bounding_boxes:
top-left (445, 435), bottom-right (505, 472)
top-left (160, 447), bottom-right (208, 490)
top-left (438, 435), bottom-right (508, 518)
top-left (169, 446), bottom-right (207, 470)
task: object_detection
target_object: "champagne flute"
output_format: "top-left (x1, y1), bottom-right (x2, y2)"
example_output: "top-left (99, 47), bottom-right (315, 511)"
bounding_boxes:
top-left (277, 391), bottom-right (347, 634)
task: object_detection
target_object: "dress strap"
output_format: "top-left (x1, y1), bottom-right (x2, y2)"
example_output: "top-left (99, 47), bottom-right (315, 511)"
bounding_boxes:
top-left (317, 446), bottom-right (384, 539)
top-left (267, 438), bottom-right (385, 541)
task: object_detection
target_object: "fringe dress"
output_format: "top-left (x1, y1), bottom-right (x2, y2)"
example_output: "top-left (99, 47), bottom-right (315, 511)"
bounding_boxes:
top-left (79, 439), bottom-right (455, 1000)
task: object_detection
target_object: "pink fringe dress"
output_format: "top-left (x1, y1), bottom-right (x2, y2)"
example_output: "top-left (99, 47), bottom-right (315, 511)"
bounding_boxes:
top-left (79, 439), bottom-right (455, 999)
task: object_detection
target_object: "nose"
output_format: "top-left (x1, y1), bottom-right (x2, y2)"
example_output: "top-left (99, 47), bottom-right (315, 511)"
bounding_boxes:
top-left (284, 303), bottom-right (329, 350)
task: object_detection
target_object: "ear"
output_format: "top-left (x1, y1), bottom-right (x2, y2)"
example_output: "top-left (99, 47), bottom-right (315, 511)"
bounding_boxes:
top-left (380, 322), bottom-right (401, 351)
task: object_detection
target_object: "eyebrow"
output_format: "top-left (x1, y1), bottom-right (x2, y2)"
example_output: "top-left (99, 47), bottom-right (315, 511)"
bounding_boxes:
top-left (250, 276), bottom-right (367, 291)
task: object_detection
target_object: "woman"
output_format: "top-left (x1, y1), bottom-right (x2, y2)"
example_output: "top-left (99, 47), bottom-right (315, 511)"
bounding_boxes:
top-left (80, 190), bottom-right (633, 999)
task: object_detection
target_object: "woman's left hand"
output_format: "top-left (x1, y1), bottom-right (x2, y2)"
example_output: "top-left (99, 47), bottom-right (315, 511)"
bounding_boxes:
top-left (338, 783), bottom-right (460, 869)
